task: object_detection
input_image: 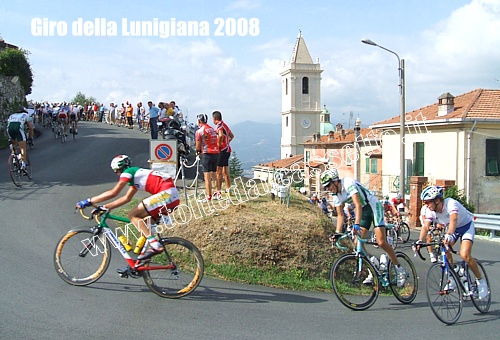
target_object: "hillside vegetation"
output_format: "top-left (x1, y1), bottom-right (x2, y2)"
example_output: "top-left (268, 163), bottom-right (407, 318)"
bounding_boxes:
top-left (158, 190), bottom-right (341, 290)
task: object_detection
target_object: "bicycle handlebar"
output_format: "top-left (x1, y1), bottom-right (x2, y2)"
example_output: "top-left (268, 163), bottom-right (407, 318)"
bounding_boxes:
top-left (75, 206), bottom-right (107, 223)
top-left (412, 241), bottom-right (457, 261)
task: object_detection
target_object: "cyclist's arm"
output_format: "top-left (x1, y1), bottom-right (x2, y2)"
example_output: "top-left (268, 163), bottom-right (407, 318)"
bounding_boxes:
top-left (88, 181), bottom-right (130, 208)
top-left (335, 204), bottom-right (344, 233)
top-left (445, 213), bottom-right (458, 239)
top-left (102, 186), bottom-right (138, 210)
top-left (27, 121), bottom-right (34, 138)
top-left (418, 219), bottom-right (432, 242)
top-left (351, 193), bottom-right (362, 226)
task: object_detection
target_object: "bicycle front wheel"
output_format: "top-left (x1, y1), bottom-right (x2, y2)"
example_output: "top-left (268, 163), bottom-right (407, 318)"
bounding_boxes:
top-left (426, 263), bottom-right (463, 325)
top-left (8, 154), bottom-right (22, 187)
top-left (388, 252), bottom-right (418, 304)
top-left (331, 254), bottom-right (379, 311)
top-left (53, 229), bottom-right (111, 286)
top-left (469, 261), bottom-right (491, 313)
top-left (143, 237), bottom-right (204, 298)
top-left (398, 222), bottom-right (411, 243)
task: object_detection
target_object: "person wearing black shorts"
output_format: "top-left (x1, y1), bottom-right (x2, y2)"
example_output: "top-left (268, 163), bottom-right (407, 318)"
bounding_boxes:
top-left (195, 113), bottom-right (219, 201)
top-left (212, 111), bottom-right (234, 199)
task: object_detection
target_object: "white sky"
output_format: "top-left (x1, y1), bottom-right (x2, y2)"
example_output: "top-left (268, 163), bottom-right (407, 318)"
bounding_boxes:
top-left (1, 0), bottom-right (499, 127)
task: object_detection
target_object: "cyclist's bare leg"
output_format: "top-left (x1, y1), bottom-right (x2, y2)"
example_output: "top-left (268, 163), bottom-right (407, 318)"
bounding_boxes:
top-left (373, 226), bottom-right (400, 266)
top-left (459, 239), bottom-right (483, 279)
top-left (128, 204), bottom-right (153, 238)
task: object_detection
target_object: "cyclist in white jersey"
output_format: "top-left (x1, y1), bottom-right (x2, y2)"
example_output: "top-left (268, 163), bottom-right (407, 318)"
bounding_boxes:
top-left (76, 155), bottom-right (180, 260)
top-left (321, 169), bottom-right (407, 286)
top-left (7, 107), bottom-right (34, 168)
top-left (416, 186), bottom-right (488, 299)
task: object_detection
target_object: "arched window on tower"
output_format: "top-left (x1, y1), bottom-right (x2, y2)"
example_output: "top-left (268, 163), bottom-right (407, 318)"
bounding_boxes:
top-left (285, 78), bottom-right (288, 95)
top-left (302, 77), bottom-right (309, 94)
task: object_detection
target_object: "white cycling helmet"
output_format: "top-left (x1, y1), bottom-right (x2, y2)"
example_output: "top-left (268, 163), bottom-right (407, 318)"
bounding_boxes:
top-left (420, 186), bottom-right (444, 201)
top-left (320, 169), bottom-right (339, 188)
top-left (110, 155), bottom-right (131, 172)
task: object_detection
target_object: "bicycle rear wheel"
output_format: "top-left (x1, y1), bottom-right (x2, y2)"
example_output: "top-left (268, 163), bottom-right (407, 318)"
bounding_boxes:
top-left (331, 254), bottom-right (379, 311)
top-left (426, 263), bottom-right (463, 325)
top-left (387, 227), bottom-right (398, 250)
top-left (8, 154), bottom-right (22, 187)
top-left (468, 261), bottom-right (491, 313)
top-left (143, 237), bottom-right (204, 298)
top-left (397, 222), bottom-right (410, 243)
top-left (53, 229), bottom-right (111, 286)
top-left (388, 252), bottom-right (418, 304)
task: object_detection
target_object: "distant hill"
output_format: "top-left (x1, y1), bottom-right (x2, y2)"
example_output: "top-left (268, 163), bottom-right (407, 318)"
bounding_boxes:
top-left (229, 120), bottom-right (281, 176)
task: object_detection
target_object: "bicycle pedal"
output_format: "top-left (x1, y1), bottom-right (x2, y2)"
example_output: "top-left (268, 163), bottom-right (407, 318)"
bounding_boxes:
top-left (117, 267), bottom-right (130, 278)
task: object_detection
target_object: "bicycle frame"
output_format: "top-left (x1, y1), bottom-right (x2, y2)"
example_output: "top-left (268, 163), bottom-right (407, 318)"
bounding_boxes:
top-left (83, 210), bottom-right (176, 272)
top-left (336, 232), bottom-right (390, 287)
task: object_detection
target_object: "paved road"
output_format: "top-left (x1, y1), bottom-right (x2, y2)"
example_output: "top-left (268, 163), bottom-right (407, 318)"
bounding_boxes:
top-left (0, 122), bottom-right (499, 339)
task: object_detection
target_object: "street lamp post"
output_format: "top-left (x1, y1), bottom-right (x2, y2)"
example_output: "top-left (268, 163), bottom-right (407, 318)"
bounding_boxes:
top-left (361, 38), bottom-right (405, 199)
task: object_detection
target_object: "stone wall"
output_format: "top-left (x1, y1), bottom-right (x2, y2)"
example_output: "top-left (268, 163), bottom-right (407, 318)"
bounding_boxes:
top-left (0, 74), bottom-right (25, 121)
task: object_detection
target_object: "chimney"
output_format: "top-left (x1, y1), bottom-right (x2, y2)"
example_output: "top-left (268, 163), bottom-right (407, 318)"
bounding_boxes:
top-left (438, 92), bottom-right (455, 116)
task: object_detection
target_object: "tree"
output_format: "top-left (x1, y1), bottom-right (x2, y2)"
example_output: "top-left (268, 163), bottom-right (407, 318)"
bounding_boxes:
top-left (229, 151), bottom-right (244, 179)
top-left (444, 185), bottom-right (476, 213)
top-left (72, 92), bottom-right (97, 106)
top-left (0, 48), bottom-right (34, 95)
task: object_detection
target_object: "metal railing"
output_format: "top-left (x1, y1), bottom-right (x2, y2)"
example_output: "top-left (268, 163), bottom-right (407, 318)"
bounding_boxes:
top-left (474, 214), bottom-right (500, 238)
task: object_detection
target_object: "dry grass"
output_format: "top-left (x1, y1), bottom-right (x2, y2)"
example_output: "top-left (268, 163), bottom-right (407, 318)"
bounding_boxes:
top-left (160, 189), bottom-right (343, 287)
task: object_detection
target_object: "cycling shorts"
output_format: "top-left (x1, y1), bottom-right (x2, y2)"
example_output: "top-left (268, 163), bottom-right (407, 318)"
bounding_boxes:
top-left (450, 220), bottom-right (475, 243)
top-left (359, 199), bottom-right (385, 230)
top-left (58, 113), bottom-right (68, 120)
top-left (142, 187), bottom-right (180, 219)
top-left (69, 113), bottom-right (78, 121)
top-left (7, 122), bottom-right (26, 142)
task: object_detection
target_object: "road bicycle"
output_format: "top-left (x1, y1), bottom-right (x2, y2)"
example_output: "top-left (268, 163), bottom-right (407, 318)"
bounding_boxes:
top-left (52, 120), bottom-right (59, 139)
top-left (330, 231), bottom-right (418, 311)
top-left (390, 215), bottom-right (411, 243)
top-left (371, 223), bottom-right (398, 250)
top-left (53, 207), bottom-right (204, 298)
top-left (7, 143), bottom-right (32, 187)
top-left (414, 239), bottom-right (491, 324)
top-left (69, 118), bottom-right (77, 140)
top-left (58, 121), bottom-right (67, 143)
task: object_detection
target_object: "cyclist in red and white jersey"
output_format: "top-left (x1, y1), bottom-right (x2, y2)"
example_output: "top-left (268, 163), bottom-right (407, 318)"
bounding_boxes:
top-left (69, 104), bottom-right (80, 134)
top-left (58, 103), bottom-right (70, 136)
top-left (76, 155), bottom-right (180, 260)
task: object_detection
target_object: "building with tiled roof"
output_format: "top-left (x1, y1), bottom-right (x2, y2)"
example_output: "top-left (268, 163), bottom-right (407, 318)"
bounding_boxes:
top-left (371, 88), bottom-right (500, 214)
top-left (301, 120), bottom-right (383, 196)
top-left (252, 154), bottom-right (304, 184)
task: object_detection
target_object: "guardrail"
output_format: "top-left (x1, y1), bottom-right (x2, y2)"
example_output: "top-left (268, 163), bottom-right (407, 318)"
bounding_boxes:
top-left (474, 214), bottom-right (500, 238)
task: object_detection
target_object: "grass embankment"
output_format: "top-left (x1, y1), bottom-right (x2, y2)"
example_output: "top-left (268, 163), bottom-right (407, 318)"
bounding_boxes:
top-left (114, 189), bottom-right (342, 291)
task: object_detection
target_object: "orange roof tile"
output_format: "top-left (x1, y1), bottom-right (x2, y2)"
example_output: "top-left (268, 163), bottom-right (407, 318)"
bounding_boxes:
top-left (372, 89), bottom-right (500, 127)
top-left (255, 154), bottom-right (304, 169)
top-left (303, 127), bottom-right (382, 145)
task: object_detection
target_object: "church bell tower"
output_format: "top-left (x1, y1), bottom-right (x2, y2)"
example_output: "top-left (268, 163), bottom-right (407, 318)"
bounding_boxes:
top-left (280, 32), bottom-right (323, 159)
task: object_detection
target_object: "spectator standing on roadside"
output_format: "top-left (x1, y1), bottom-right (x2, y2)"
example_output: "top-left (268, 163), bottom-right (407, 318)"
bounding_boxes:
top-left (99, 104), bottom-right (106, 122)
top-left (126, 102), bottom-right (134, 128)
top-left (195, 113), bottom-right (219, 201)
top-left (109, 103), bottom-right (116, 125)
top-left (212, 110), bottom-right (234, 198)
top-left (148, 101), bottom-right (160, 139)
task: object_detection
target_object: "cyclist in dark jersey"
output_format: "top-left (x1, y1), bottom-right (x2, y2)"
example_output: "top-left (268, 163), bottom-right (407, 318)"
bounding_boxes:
top-left (76, 155), bottom-right (180, 260)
